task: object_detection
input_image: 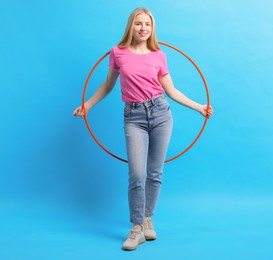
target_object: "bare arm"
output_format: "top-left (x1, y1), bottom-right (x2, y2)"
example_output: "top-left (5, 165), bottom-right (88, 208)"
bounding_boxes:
top-left (159, 73), bottom-right (213, 117)
top-left (73, 68), bottom-right (119, 117)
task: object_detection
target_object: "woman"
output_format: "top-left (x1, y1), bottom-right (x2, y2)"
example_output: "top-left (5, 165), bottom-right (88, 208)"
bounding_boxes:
top-left (73, 7), bottom-right (214, 251)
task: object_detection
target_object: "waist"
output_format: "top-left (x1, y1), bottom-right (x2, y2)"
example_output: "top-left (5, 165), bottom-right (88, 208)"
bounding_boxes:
top-left (125, 93), bottom-right (166, 107)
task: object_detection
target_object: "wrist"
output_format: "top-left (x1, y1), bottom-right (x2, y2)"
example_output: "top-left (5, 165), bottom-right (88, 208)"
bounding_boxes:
top-left (195, 104), bottom-right (202, 113)
top-left (84, 101), bottom-right (92, 111)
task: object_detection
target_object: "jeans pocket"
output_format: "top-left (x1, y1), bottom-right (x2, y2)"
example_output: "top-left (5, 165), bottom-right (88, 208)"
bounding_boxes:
top-left (155, 97), bottom-right (170, 111)
top-left (124, 105), bottom-right (133, 116)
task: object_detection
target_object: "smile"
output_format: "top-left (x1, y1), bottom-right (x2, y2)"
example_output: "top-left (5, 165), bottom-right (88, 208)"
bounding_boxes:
top-left (139, 33), bottom-right (149, 36)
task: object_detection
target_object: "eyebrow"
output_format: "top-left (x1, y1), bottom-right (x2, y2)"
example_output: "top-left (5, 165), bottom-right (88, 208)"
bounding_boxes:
top-left (134, 20), bottom-right (151, 24)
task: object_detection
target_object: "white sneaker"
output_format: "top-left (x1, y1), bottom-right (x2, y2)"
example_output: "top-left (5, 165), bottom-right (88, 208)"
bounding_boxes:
top-left (122, 227), bottom-right (145, 251)
top-left (144, 217), bottom-right (157, 240)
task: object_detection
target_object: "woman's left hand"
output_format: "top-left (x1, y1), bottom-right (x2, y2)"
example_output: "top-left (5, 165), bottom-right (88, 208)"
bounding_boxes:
top-left (199, 105), bottom-right (214, 118)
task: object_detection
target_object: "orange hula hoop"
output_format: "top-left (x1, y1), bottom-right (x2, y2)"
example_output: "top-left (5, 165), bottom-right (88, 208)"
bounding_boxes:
top-left (82, 42), bottom-right (210, 163)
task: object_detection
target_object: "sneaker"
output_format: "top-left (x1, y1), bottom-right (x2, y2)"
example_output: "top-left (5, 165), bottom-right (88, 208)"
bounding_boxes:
top-left (144, 217), bottom-right (157, 240)
top-left (122, 227), bottom-right (145, 251)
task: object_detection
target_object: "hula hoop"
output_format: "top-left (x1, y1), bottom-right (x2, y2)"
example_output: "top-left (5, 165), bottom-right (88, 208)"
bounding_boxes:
top-left (82, 42), bottom-right (210, 163)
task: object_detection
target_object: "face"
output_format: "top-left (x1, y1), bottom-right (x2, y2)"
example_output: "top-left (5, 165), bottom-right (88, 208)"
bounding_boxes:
top-left (132, 13), bottom-right (152, 43)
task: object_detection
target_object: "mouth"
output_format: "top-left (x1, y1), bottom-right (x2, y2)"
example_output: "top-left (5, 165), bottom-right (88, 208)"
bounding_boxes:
top-left (139, 32), bottom-right (149, 37)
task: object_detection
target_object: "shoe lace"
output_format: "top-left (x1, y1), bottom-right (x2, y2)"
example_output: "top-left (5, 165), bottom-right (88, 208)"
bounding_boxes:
top-left (128, 230), bottom-right (141, 240)
top-left (144, 218), bottom-right (153, 230)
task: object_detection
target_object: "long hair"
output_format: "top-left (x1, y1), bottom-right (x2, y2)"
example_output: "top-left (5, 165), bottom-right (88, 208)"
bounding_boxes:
top-left (118, 8), bottom-right (160, 51)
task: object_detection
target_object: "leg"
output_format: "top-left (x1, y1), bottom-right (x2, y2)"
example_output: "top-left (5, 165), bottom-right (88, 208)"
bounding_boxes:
top-left (124, 123), bottom-right (149, 225)
top-left (145, 103), bottom-right (173, 217)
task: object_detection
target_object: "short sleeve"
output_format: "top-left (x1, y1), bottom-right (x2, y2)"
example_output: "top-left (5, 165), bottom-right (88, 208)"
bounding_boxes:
top-left (158, 51), bottom-right (169, 77)
top-left (109, 48), bottom-right (119, 70)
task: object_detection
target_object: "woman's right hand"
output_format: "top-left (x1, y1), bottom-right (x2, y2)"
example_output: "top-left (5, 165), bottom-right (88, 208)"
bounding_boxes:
top-left (73, 105), bottom-right (87, 118)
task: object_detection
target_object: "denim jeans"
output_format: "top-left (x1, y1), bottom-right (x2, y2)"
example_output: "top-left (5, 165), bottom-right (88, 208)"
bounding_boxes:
top-left (124, 94), bottom-right (173, 225)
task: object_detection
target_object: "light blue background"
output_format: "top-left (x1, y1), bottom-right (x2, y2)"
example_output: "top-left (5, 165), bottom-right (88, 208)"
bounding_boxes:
top-left (1, 0), bottom-right (273, 259)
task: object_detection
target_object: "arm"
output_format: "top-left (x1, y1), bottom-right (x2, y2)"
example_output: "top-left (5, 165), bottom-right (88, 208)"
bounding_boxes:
top-left (73, 68), bottom-right (119, 117)
top-left (159, 73), bottom-right (213, 118)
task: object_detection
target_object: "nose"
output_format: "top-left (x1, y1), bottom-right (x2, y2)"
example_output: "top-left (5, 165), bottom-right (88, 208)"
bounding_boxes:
top-left (141, 24), bottom-right (147, 31)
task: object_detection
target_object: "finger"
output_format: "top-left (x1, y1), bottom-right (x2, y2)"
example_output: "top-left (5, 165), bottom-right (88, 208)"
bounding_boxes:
top-left (73, 108), bottom-right (82, 117)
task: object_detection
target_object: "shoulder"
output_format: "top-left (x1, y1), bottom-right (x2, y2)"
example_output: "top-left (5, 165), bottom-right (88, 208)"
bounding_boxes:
top-left (111, 46), bottom-right (127, 54)
top-left (151, 49), bottom-right (167, 61)
top-left (111, 45), bottom-right (118, 51)
top-left (152, 49), bottom-right (166, 57)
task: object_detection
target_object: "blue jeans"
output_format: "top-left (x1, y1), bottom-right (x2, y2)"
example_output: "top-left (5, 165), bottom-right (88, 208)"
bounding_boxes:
top-left (124, 94), bottom-right (173, 225)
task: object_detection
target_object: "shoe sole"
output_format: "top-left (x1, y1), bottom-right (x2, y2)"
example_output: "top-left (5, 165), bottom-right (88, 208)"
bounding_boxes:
top-left (145, 235), bottom-right (157, 241)
top-left (144, 231), bottom-right (157, 241)
top-left (122, 237), bottom-right (146, 251)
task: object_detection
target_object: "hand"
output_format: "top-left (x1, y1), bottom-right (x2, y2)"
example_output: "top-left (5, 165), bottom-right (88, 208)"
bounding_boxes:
top-left (199, 105), bottom-right (214, 118)
top-left (73, 105), bottom-right (87, 118)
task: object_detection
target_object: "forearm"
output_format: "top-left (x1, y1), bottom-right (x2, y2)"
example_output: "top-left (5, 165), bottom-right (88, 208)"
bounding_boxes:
top-left (84, 82), bottom-right (113, 110)
top-left (84, 68), bottom-right (119, 110)
top-left (166, 88), bottom-right (202, 112)
top-left (160, 74), bottom-right (202, 112)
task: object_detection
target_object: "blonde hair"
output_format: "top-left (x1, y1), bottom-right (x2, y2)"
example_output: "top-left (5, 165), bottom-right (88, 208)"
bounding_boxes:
top-left (118, 8), bottom-right (160, 51)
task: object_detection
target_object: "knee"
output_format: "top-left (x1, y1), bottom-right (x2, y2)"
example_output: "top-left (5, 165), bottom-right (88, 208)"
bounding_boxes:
top-left (147, 171), bottom-right (162, 184)
top-left (129, 172), bottom-right (146, 190)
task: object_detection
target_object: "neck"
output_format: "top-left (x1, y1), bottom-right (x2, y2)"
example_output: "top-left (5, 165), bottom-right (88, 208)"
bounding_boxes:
top-left (130, 40), bottom-right (149, 53)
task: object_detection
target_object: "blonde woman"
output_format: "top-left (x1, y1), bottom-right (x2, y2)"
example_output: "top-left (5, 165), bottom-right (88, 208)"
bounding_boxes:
top-left (73, 8), bottom-right (214, 250)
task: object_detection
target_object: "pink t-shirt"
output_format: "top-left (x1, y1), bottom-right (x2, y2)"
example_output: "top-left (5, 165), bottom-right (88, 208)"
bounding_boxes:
top-left (109, 46), bottom-right (169, 102)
